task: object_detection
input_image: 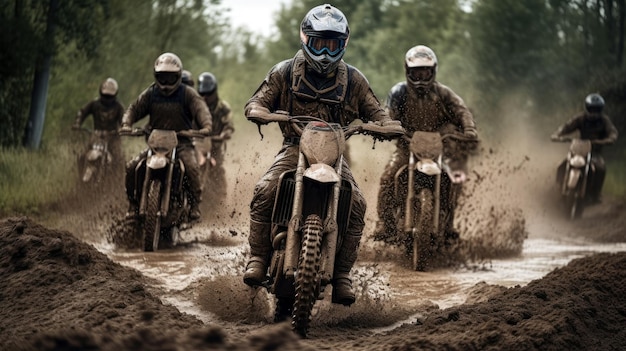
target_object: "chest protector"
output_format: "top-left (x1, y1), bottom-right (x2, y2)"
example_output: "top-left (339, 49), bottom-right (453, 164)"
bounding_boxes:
top-left (287, 54), bottom-right (351, 124)
top-left (148, 85), bottom-right (193, 130)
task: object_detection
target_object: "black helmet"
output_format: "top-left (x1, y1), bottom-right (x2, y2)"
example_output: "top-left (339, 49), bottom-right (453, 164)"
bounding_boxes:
top-left (181, 70), bottom-right (194, 87)
top-left (154, 52), bottom-right (183, 96)
top-left (197, 72), bottom-right (217, 95)
top-left (584, 93), bottom-right (605, 114)
top-left (300, 4), bottom-right (350, 76)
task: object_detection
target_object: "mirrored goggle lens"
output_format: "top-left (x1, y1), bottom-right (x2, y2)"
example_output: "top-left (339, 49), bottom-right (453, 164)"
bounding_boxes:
top-left (408, 67), bottom-right (433, 81)
top-left (307, 37), bottom-right (345, 56)
top-left (156, 72), bottom-right (179, 85)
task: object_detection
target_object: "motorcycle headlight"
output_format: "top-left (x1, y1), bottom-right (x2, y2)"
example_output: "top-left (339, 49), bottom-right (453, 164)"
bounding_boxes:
top-left (417, 160), bottom-right (441, 176)
top-left (569, 155), bottom-right (586, 168)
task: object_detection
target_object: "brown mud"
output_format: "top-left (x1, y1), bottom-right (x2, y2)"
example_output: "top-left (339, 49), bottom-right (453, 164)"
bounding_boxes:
top-left (2, 123), bottom-right (625, 350)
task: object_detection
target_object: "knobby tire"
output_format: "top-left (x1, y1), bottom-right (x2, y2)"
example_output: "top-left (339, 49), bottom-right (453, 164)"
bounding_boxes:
top-left (143, 179), bottom-right (162, 251)
top-left (292, 214), bottom-right (323, 337)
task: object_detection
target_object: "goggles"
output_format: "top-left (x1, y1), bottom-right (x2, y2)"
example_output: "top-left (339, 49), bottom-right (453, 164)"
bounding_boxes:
top-left (407, 67), bottom-right (433, 82)
top-left (306, 37), bottom-right (346, 57)
top-left (155, 72), bottom-right (179, 86)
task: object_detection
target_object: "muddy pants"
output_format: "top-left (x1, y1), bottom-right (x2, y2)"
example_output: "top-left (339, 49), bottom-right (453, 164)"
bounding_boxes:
top-left (248, 144), bottom-right (366, 274)
top-left (376, 147), bottom-right (460, 242)
top-left (556, 154), bottom-right (606, 201)
top-left (125, 143), bottom-right (203, 206)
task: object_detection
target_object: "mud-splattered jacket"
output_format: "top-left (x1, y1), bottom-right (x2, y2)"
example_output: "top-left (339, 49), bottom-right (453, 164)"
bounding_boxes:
top-left (386, 81), bottom-right (476, 150)
top-left (75, 98), bottom-right (125, 131)
top-left (122, 84), bottom-right (212, 144)
top-left (553, 112), bottom-right (618, 154)
top-left (245, 50), bottom-right (390, 137)
top-left (208, 98), bottom-right (234, 139)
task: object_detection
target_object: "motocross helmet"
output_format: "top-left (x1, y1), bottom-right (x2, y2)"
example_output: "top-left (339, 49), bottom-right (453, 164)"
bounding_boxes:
top-left (405, 45), bottom-right (437, 91)
top-left (197, 72), bottom-right (218, 95)
top-left (154, 52), bottom-right (183, 96)
top-left (584, 93), bottom-right (605, 114)
top-left (181, 70), bottom-right (194, 87)
top-left (300, 4), bottom-right (350, 76)
top-left (99, 77), bottom-right (118, 97)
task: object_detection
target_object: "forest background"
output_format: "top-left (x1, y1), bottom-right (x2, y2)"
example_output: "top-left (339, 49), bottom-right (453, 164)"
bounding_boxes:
top-left (1, 0), bottom-right (625, 214)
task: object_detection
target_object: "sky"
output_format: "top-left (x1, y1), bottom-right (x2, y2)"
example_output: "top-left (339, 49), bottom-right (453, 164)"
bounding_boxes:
top-left (220, 0), bottom-right (293, 37)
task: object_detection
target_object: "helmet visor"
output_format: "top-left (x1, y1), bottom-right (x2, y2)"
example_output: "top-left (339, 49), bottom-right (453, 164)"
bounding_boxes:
top-left (407, 67), bottom-right (433, 82)
top-left (307, 37), bottom-right (346, 57)
top-left (155, 72), bottom-right (179, 86)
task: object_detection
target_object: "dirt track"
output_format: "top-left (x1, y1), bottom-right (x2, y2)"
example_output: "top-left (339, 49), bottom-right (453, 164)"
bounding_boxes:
top-left (1, 122), bottom-right (625, 350)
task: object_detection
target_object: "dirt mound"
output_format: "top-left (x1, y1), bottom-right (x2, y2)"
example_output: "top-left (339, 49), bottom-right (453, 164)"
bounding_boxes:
top-left (2, 216), bottom-right (626, 350)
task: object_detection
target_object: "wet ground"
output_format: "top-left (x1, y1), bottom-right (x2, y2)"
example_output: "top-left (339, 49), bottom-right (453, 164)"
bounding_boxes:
top-left (2, 126), bottom-right (625, 350)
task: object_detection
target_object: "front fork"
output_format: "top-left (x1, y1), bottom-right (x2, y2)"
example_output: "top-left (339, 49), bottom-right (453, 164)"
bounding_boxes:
top-left (283, 152), bottom-right (342, 285)
top-left (404, 153), bottom-right (442, 234)
top-left (139, 148), bottom-right (176, 218)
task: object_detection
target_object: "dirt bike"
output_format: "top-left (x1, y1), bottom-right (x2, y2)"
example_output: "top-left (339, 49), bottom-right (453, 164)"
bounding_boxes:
top-left (121, 128), bottom-right (206, 251)
top-left (393, 131), bottom-right (477, 271)
top-left (75, 128), bottom-right (117, 184)
top-left (248, 109), bottom-right (404, 337)
top-left (193, 134), bottom-right (227, 193)
top-left (551, 136), bottom-right (593, 219)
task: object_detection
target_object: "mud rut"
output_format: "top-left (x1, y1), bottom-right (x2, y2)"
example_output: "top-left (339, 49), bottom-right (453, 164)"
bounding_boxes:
top-left (35, 125), bottom-right (626, 347)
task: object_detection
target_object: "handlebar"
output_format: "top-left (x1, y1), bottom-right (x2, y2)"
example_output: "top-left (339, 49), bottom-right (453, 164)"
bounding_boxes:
top-left (551, 135), bottom-right (608, 145)
top-left (402, 131), bottom-right (478, 143)
top-left (247, 108), bottom-right (405, 140)
top-left (119, 128), bottom-right (209, 139)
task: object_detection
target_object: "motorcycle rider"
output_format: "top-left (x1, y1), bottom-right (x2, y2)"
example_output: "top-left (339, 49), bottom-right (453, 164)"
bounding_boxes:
top-left (72, 77), bottom-right (125, 172)
top-left (242, 4), bottom-right (402, 306)
top-left (120, 52), bottom-right (212, 221)
top-left (374, 45), bottom-right (478, 244)
top-left (182, 70), bottom-right (194, 87)
top-left (197, 72), bottom-right (234, 197)
top-left (551, 93), bottom-right (618, 203)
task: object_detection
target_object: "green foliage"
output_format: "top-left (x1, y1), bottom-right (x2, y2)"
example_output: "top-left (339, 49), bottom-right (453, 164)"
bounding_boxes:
top-left (2, 0), bottom-right (626, 214)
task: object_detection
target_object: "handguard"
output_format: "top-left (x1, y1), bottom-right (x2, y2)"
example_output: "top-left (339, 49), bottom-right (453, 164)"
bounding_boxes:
top-left (362, 120), bottom-right (405, 140)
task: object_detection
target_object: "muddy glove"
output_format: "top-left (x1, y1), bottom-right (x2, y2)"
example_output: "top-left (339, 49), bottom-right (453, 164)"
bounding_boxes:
top-left (119, 123), bottom-right (132, 135)
top-left (464, 127), bottom-right (478, 140)
top-left (198, 128), bottom-right (211, 136)
top-left (246, 106), bottom-right (271, 125)
top-left (550, 133), bottom-right (564, 142)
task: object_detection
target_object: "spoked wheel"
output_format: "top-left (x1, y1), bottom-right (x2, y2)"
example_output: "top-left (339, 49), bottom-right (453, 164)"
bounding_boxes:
top-left (413, 188), bottom-right (434, 271)
top-left (143, 179), bottom-right (162, 251)
top-left (292, 214), bottom-right (323, 337)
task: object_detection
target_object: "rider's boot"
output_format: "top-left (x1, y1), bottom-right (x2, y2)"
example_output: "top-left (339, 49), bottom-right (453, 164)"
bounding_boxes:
top-left (189, 201), bottom-right (201, 221)
top-left (332, 233), bottom-right (361, 306)
top-left (243, 219), bottom-right (272, 287)
top-left (125, 200), bottom-right (139, 220)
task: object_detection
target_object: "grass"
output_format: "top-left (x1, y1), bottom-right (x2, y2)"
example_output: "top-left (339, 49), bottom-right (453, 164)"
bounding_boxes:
top-left (0, 142), bottom-right (79, 216)
top-left (0, 136), bottom-right (145, 217)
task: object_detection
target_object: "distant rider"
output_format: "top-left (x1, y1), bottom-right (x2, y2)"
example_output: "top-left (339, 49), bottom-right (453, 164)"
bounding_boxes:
top-left (242, 4), bottom-right (402, 306)
top-left (72, 77), bottom-right (125, 171)
top-left (551, 93), bottom-right (618, 203)
top-left (120, 53), bottom-right (212, 221)
top-left (197, 72), bottom-right (234, 197)
top-left (182, 70), bottom-right (194, 87)
top-left (374, 45), bottom-right (478, 244)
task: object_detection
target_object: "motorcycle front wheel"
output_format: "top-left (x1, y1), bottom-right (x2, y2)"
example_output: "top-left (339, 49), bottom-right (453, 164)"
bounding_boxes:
top-left (413, 188), bottom-right (434, 271)
top-left (143, 179), bottom-right (162, 251)
top-left (292, 214), bottom-right (323, 337)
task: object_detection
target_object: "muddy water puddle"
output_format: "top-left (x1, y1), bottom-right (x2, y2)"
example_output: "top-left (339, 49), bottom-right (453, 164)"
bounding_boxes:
top-left (97, 235), bottom-right (626, 329)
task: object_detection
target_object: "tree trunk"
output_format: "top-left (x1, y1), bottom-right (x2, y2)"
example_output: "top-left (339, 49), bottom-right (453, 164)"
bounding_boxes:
top-left (23, 0), bottom-right (58, 149)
